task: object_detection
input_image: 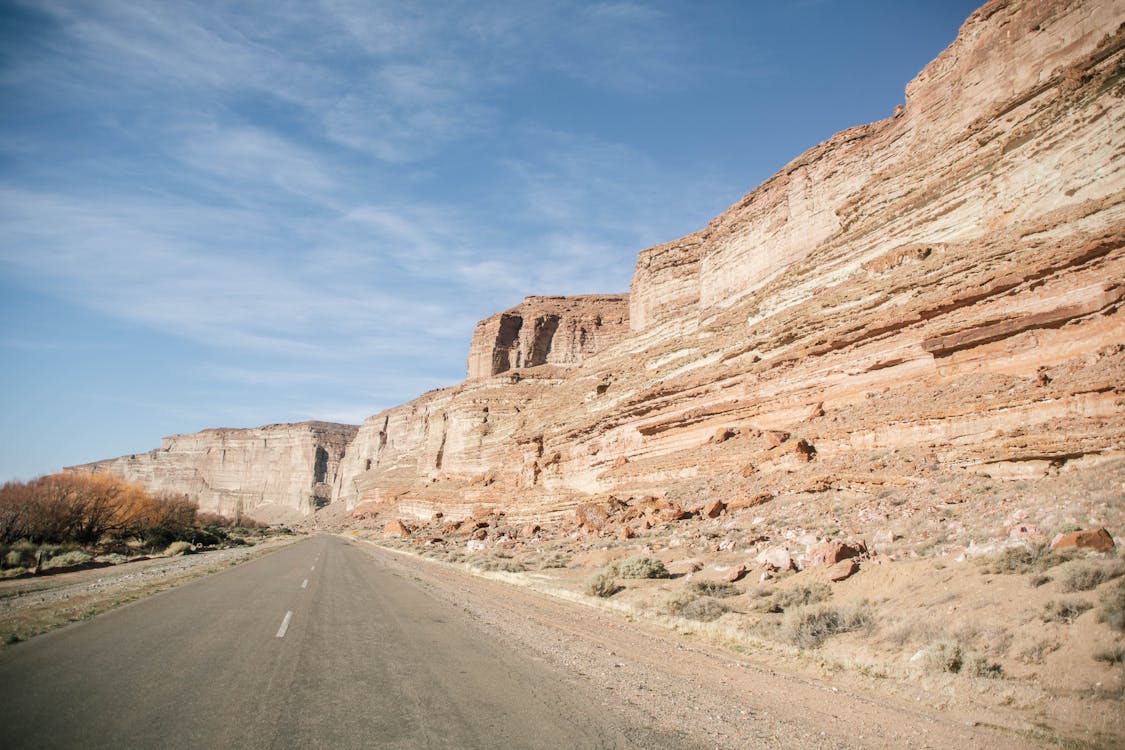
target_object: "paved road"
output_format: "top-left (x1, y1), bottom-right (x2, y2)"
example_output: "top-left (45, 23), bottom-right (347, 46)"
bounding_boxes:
top-left (0, 536), bottom-right (689, 749)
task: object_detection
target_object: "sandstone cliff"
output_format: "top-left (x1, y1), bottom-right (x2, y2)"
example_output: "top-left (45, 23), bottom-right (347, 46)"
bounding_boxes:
top-left (334, 0), bottom-right (1125, 523)
top-left (70, 422), bottom-right (357, 523)
top-left (466, 295), bottom-right (629, 380)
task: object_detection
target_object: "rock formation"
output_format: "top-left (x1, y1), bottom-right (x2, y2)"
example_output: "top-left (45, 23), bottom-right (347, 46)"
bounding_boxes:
top-left (334, 0), bottom-right (1125, 523)
top-left (79, 0), bottom-right (1124, 533)
top-left (466, 295), bottom-right (629, 379)
top-left (69, 422), bottom-right (357, 523)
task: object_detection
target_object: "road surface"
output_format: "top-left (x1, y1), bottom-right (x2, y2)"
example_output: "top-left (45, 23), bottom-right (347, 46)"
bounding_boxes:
top-left (0, 535), bottom-right (693, 749)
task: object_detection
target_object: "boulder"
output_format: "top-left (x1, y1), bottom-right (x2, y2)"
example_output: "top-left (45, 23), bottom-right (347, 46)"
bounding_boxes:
top-left (756, 547), bottom-right (794, 571)
top-left (809, 540), bottom-right (867, 568)
top-left (383, 519), bottom-right (411, 538)
top-left (1050, 527), bottom-right (1115, 552)
top-left (826, 559), bottom-right (858, 582)
top-left (702, 499), bottom-right (726, 518)
top-left (726, 564), bottom-right (748, 583)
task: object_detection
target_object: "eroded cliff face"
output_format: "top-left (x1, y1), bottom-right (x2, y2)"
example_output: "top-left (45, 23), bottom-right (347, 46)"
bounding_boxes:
top-left (70, 422), bottom-right (357, 523)
top-left (466, 295), bottom-right (629, 380)
top-left (335, 0), bottom-right (1125, 522)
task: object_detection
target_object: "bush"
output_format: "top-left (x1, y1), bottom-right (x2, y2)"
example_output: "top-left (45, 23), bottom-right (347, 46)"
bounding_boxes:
top-left (687, 581), bottom-right (739, 598)
top-left (585, 570), bottom-right (620, 598)
top-left (1098, 579), bottom-right (1125, 632)
top-left (782, 603), bottom-right (870, 648)
top-left (164, 541), bottom-right (192, 556)
top-left (1059, 559), bottom-right (1125, 592)
top-left (979, 543), bottom-right (1076, 575)
top-left (920, 640), bottom-right (963, 673)
top-left (918, 640), bottom-right (1000, 676)
top-left (613, 556), bottom-right (669, 579)
top-left (1042, 598), bottom-right (1093, 624)
top-left (1093, 646), bottom-right (1125, 665)
top-left (40, 550), bottom-right (92, 570)
top-left (765, 583), bottom-right (831, 613)
top-left (678, 597), bottom-right (729, 622)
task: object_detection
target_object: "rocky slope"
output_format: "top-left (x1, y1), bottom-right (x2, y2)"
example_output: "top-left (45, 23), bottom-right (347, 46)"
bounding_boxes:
top-left (335, 0), bottom-right (1124, 529)
top-left (69, 422), bottom-right (357, 523)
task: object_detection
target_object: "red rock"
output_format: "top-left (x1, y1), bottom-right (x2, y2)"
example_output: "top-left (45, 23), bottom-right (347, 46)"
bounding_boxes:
top-left (809, 540), bottom-right (867, 567)
top-left (793, 438), bottom-right (817, 462)
top-left (383, 519), bottom-right (411, 538)
top-left (764, 430), bottom-right (790, 448)
top-left (1050, 527), bottom-right (1115, 552)
top-left (521, 523), bottom-right (541, 538)
top-left (702, 499), bottom-right (726, 518)
top-left (711, 427), bottom-right (737, 443)
top-left (619, 526), bottom-right (635, 539)
top-left (575, 503), bottom-right (609, 531)
top-left (826, 559), bottom-right (858, 582)
top-left (728, 493), bottom-right (773, 511)
top-left (726, 564), bottom-right (748, 582)
top-left (613, 455), bottom-right (628, 468)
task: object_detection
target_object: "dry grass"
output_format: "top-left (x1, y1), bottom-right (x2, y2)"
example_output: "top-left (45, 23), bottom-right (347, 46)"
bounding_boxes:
top-left (613, 556), bottom-right (669, 579)
top-left (978, 543), bottom-right (1077, 575)
top-left (781, 602), bottom-right (871, 648)
top-left (1058, 559), bottom-right (1125, 592)
top-left (763, 582), bottom-right (831, 613)
top-left (1041, 598), bottom-right (1093, 624)
top-left (1098, 578), bottom-right (1125, 632)
top-left (585, 570), bottom-right (621, 598)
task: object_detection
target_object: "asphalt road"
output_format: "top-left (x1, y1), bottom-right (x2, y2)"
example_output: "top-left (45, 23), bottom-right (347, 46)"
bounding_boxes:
top-left (0, 535), bottom-right (688, 749)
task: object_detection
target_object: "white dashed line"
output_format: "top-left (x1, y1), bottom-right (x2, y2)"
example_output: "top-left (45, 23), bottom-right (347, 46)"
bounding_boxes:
top-left (301, 579), bottom-right (308, 589)
top-left (276, 611), bottom-right (293, 638)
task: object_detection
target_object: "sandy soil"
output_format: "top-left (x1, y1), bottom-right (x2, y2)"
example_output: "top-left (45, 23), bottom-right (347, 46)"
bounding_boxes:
top-left (356, 538), bottom-right (1112, 750)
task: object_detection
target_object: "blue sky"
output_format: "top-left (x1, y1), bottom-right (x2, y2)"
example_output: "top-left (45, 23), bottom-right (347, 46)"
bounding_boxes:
top-left (0, 0), bottom-right (981, 480)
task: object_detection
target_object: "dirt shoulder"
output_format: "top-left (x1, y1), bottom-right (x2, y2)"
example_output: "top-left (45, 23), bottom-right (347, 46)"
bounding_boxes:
top-left (0, 536), bottom-right (300, 646)
top-left (356, 538), bottom-right (1076, 750)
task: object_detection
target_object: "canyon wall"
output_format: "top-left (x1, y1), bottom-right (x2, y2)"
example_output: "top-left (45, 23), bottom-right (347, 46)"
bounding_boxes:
top-left (334, 0), bottom-right (1125, 521)
top-left (69, 422), bottom-right (357, 523)
top-left (79, 0), bottom-right (1124, 528)
top-left (466, 295), bottom-right (629, 379)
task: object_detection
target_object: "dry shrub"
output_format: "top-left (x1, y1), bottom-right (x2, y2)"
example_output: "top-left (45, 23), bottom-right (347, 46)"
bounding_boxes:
top-left (917, 640), bottom-right (1001, 676)
top-left (678, 597), bottom-right (729, 622)
top-left (764, 583), bottom-right (831, 613)
top-left (40, 549), bottom-right (92, 570)
top-left (782, 602), bottom-right (870, 648)
top-left (164, 541), bottom-right (192, 556)
top-left (1042, 598), bottom-right (1093, 624)
top-left (687, 581), bottom-right (739, 598)
top-left (1059, 559), bottom-right (1125, 592)
top-left (585, 570), bottom-right (620, 598)
top-left (1098, 578), bottom-right (1125, 632)
top-left (614, 556), bottom-right (669, 579)
top-left (1093, 646), bottom-right (1125, 665)
top-left (979, 543), bottom-right (1076, 575)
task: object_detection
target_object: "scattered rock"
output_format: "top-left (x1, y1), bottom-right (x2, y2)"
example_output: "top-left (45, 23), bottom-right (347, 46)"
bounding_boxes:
top-left (809, 541), bottom-right (867, 568)
top-left (1050, 527), bottom-right (1115, 552)
top-left (613, 455), bottom-right (628, 468)
top-left (756, 547), bottom-right (795, 571)
top-left (726, 564), bottom-right (748, 583)
top-left (825, 559), bottom-right (858, 582)
top-left (764, 431), bottom-right (790, 448)
top-left (383, 519), bottom-right (411, 538)
top-left (619, 526), bottom-right (636, 540)
top-left (702, 499), bottom-right (726, 518)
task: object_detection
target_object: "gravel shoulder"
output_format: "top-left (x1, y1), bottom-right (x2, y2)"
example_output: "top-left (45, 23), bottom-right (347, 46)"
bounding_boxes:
top-left (0, 536), bottom-right (299, 646)
top-left (355, 538), bottom-right (1067, 750)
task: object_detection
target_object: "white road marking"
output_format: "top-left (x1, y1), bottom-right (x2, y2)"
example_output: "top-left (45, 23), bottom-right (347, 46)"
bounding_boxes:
top-left (301, 579), bottom-right (308, 589)
top-left (276, 611), bottom-right (293, 638)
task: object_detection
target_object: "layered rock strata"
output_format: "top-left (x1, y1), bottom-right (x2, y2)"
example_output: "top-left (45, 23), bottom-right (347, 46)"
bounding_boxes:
top-left (466, 295), bottom-right (629, 379)
top-left (335, 0), bottom-right (1125, 523)
top-left (69, 422), bottom-right (357, 523)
